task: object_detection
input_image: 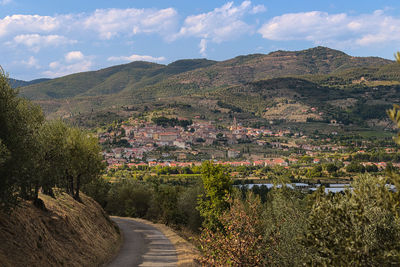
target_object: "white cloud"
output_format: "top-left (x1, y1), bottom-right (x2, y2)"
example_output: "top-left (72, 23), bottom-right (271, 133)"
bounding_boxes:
top-left (176, 1), bottom-right (254, 43)
top-left (49, 61), bottom-right (60, 69)
top-left (43, 52), bottom-right (92, 78)
top-left (0, 7), bottom-right (178, 40)
top-left (43, 59), bottom-right (92, 78)
top-left (174, 1), bottom-right (263, 55)
top-left (20, 56), bottom-right (39, 69)
top-left (65, 51), bottom-right (84, 62)
top-left (107, 54), bottom-right (166, 63)
top-left (199, 39), bottom-right (207, 56)
top-left (83, 8), bottom-right (178, 40)
top-left (8, 34), bottom-right (76, 52)
top-left (250, 5), bottom-right (267, 14)
top-left (0, 14), bottom-right (63, 38)
top-left (258, 10), bottom-right (400, 47)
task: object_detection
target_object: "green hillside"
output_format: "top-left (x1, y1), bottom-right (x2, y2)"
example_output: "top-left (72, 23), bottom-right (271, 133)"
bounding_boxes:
top-left (9, 78), bottom-right (51, 89)
top-left (21, 59), bottom-right (216, 100)
top-left (17, 46), bottom-right (399, 129)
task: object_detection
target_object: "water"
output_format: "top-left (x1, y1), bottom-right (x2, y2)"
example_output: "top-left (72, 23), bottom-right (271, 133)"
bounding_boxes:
top-left (237, 183), bottom-right (350, 193)
top-left (239, 183), bottom-right (397, 193)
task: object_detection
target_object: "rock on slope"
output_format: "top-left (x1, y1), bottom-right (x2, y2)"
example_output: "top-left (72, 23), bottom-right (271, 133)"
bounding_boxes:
top-left (0, 192), bottom-right (121, 266)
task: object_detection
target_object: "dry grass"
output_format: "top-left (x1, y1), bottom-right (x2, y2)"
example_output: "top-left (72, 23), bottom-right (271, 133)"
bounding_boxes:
top-left (0, 192), bottom-right (121, 267)
top-left (119, 217), bottom-right (200, 266)
top-left (263, 102), bottom-right (321, 122)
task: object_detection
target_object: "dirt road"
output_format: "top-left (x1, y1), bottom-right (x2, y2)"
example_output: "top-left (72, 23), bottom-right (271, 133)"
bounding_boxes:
top-left (108, 217), bottom-right (178, 267)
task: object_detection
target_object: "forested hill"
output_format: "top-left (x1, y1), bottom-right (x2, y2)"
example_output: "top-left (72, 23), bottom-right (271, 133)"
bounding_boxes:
top-left (15, 46), bottom-right (400, 129)
top-left (19, 59), bottom-right (216, 100)
top-left (9, 78), bottom-right (51, 89)
top-left (19, 46), bottom-right (392, 101)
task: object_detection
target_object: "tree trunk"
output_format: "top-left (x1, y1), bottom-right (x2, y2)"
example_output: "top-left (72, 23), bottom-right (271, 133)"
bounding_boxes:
top-left (43, 186), bottom-right (55, 198)
top-left (34, 183), bottom-right (39, 200)
top-left (68, 175), bottom-right (74, 196)
top-left (33, 183), bottom-right (47, 211)
top-left (74, 174), bottom-right (81, 202)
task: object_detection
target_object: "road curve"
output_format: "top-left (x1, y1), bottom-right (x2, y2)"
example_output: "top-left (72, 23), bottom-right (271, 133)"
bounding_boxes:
top-left (108, 217), bottom-right (178, 267)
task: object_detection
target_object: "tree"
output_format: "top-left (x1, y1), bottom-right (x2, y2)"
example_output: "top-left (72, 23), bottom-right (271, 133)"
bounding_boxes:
top-left (197, 161), bottom-right (232, 230)
top-left (65, 127), bottom-right (104, 201)
top-left (366, 164), bottom-right (379, 173)
top-left (37, 120), bottom-right (69, 197)
top-left (325, 163), bottom-right (338, 174)
top-left (0, 67), bottom-right (44, 208)
top-left (388, 104), bottom-right (400, 145)
top-left (346, 162), bottom-right (365, 173)
top-left (304, 175), bottom-right (400, 265)
top-left (306, 165), bottom-right (323, 178)
top-left (0, 140), bottom-right (9, 168)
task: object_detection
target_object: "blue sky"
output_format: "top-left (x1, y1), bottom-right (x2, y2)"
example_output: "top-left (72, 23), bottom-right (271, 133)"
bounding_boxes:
top-left (1, 0), bottom-right (400, 80)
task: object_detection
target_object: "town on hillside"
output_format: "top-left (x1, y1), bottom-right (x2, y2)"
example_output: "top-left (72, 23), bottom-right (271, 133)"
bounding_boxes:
top-left (99, 116), bottom-right (400, 179)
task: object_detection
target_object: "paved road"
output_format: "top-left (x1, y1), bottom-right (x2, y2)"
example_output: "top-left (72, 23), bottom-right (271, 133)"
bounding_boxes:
top-left (108, 217), bottom-right (178, 267)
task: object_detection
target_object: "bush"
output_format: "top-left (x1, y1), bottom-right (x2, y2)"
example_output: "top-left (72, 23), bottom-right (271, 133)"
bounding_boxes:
top-left (198, 193), bottom-right (266, 266)
top-left (346, 162), bottom-right (366, 173)
top-left (177, 184), bottom-right (204, 232)
top-left (105, 181), bottom-right (153, 217)
top-left (304, 175), bottom-right (400, 265)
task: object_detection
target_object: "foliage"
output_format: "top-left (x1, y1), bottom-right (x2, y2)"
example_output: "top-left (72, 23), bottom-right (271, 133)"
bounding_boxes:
top-left (105, 180), bottom-right (152, 217)
top-left (0, 67), bottom-right (44, 207)
top-left (198, 193), bottom-right (266, 266)
top-left (64, 127), bottom-right (105, 200)
top-left (306, 164), bottom-right (323, 178)
top-left (151, 116), bottom-right (192, 128)
top-left (177, 184), bottom-right (204, 232)
top-left (304, 175), bottom-right (400, 265)
top-left (81, 176), bottom-right (111, 208)
top-left (0, 68), bottom-right (104, 209)
top-left (197, 161), bottom-right (233, 230)
top-left (346, 162), bottom-right (366, 173)
top-left (216, 101), bottom-right (242, 112)
top-left (325, 163), bottom-right (338, 173)
top-left (388, 104), bottom-right (400, 145)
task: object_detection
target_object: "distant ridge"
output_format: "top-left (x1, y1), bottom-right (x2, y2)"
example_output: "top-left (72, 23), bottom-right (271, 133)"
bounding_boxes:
top-left (15, 46), bottom-right (399, 129)
top-left (19, 46), bottom-right (392, 101)
top-left (9, 78), bottom-right (51, 89)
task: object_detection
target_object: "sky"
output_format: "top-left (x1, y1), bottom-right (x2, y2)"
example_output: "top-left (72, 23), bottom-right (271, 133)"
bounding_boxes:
top-left (2, 0), bottom-right (400, 80)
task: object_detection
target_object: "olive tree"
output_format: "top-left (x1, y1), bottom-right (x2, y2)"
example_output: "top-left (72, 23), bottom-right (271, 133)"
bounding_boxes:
top-left (64, 127), bottom-right (105, 201)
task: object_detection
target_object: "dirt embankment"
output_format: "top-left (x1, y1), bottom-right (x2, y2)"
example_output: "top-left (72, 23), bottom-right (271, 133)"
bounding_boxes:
top-left (0, 192), bottom-right (121, 267)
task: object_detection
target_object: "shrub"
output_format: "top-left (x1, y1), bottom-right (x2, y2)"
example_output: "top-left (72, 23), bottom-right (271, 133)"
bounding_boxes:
top-left (304, 175), bottom-right (400, 265)
top-left (198, 194), bottom-right (266, 266)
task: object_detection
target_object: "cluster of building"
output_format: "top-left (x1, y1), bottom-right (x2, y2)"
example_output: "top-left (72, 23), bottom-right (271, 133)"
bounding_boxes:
top-left (99, 118), bottom-right (400, 172)
top-left (108, 157), bottom-right (299, 169)
top-left (99, 118), bottom-right (298, 166)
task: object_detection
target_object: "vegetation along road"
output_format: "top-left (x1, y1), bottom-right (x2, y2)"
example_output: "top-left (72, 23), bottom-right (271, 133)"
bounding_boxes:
top-left (108, 217), bottom-right (178, 267)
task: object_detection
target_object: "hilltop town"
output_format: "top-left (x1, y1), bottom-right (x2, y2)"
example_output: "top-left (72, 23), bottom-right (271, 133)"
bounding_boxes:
top-left (99, 116), bottom-right (400, 178)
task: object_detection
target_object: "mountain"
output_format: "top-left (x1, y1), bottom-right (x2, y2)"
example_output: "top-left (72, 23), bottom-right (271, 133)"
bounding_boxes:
top-left (20, 59), bottom-right (216, 100)
top-left (9, 78), bottom-right (51, 89)
top-left (17, 46), bottom-right (399, 129)
top-left (20, 47), bottom-right (393, 101)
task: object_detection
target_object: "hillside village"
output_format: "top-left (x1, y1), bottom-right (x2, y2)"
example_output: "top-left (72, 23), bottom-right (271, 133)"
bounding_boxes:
top-left (99, 116), bottom-right (400, 174)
